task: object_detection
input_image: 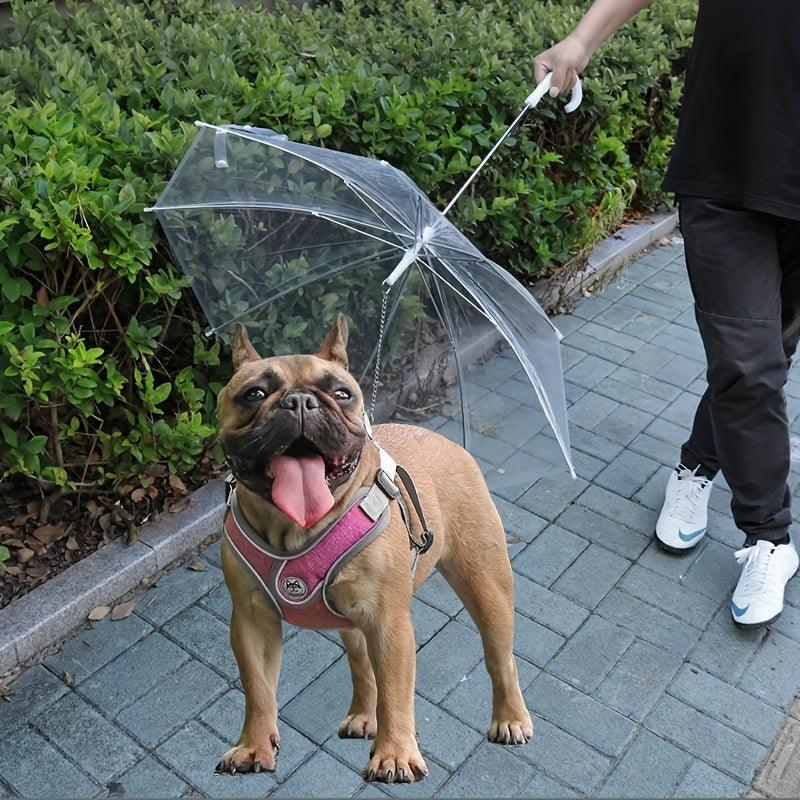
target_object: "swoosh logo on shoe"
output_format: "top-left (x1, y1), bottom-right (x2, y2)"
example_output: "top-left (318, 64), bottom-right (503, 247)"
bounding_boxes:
top-left (678, 527), bottom-right (706, 542)
top-left (731, 601), bottom-right (750, 618)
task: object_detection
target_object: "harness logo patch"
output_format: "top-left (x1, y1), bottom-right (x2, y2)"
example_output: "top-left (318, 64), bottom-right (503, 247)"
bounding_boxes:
top-left (282, 576), bottom-right (308, 599)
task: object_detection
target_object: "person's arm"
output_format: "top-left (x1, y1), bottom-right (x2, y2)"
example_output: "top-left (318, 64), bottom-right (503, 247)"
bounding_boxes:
top-left (534, 0), bottom-right (653, 95)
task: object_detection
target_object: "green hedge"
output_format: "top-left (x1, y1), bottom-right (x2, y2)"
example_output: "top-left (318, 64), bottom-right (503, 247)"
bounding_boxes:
top-left (0, 0), bottom-right (694, 519)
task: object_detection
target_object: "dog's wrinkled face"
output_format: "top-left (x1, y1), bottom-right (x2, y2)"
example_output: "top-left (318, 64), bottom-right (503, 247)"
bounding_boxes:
top-left (218, 314), bottom-right (368, 528)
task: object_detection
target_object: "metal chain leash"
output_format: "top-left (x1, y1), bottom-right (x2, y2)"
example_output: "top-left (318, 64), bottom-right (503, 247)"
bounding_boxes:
top-left (369, 286), bottom-right (391, 422)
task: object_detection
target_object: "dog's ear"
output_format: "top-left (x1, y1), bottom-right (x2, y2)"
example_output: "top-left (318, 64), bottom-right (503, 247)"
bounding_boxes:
top-left (231, 323), bottom-right (261, 371)
top-left (315, 313), bottom-right (349, 369)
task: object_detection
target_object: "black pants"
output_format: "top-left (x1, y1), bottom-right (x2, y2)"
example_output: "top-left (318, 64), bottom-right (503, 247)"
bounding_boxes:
top-left (679, 197), bottom-right (800, 544)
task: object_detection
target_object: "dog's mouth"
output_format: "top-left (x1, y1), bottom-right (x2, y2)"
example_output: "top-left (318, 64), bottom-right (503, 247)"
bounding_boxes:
top-left (263, 436), bottom-right (362, 528)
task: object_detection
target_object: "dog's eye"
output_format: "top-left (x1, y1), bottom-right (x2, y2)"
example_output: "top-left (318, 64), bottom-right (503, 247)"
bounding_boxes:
top-left (333, 388), bottom-right (351, 401)
top-left (241, 387), bottom-right (266, 403)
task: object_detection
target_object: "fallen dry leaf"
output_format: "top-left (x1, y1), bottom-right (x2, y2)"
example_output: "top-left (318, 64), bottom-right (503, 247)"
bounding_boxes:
top-left (88, 605), bottom-right (111, 621)
top-left (26, 565), bottom-right (49, 579)
top-left (16, 548), bottom-right (34, 564)
top-left (3, 538), bottom-right (25, 548)
top-left (36, 286), bottom-right (49, 307)
top-left (65, 535), bottom-right (78, 552)
top-left (130, 488), bottom-right (146, 503)
top-left (0, 525), bottom-right (15, 537)
top-left (168, 497), bottom-right (191, 514)
top-left (140, 576), bottom-right (153, 588)
top-left (26, 500), bottom-right (40, 517)
top-left (32, 524), bottom-right (67, 544)
top-left (63, 672), bottom-right (75, 688)
top-left (168, 474), bottom-right (187, 493)
top-left (111, 601), bottom-right (135, 621)
top-left (188, 561), bottom-right (206, 572)
top-left (85, 500), bottom-right (102, 519)
top-left (147, 463), bottom-right (167, 478)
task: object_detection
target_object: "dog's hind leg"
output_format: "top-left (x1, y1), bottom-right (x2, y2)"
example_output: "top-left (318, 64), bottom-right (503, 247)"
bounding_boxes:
top-left (438, 519), bottom-right (533, 745)
top-left (338, 629), bottom-right (378, 739)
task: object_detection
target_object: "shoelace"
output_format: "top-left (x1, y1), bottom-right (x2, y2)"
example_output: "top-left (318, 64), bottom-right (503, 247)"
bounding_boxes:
top-left (671, 464), bottom-right (711, 522)
top-left (734, 541), bottom-right (776, 595)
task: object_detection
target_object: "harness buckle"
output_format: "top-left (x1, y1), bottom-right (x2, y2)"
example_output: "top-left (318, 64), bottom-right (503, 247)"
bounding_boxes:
top-left (418, 530), bottom-right (434, 555)
top-left (375, 469), bottom-right (400, 500)
top-left (224, 473), bottom-right (236, 507)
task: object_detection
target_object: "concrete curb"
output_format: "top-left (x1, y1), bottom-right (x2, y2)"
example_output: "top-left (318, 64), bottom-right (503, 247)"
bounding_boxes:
top-left (0, 478), bottom-right (225, 674)
top-left (0, 210), bottom-right (679, 677)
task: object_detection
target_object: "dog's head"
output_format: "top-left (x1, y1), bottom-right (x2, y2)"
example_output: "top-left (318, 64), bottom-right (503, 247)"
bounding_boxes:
top-left (218, 314), bottom-right (368, 528)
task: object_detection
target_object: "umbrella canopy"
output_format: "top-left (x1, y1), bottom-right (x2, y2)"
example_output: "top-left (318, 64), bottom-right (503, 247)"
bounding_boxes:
top-left (149, 79), bottom-right (580, 495)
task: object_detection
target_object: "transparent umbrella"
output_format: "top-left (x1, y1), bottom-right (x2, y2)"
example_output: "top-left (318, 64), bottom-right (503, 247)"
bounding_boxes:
top-left (148, 74), bottom-right (582, 496)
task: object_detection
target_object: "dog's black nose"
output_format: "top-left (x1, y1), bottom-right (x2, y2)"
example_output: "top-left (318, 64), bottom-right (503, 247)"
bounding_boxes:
top-left (280, 391), bottom-right (320, 414)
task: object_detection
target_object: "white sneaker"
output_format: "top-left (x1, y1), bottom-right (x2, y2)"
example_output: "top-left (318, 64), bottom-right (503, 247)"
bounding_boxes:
top-left (730, 539), bottom-right (799, 626)
top-left (655, 465), bottom-right (713, 552)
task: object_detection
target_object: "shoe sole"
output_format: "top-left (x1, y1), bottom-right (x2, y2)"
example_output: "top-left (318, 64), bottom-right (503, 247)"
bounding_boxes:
top-left (654, 532), bottom-right (704, 555)
top-left (732, 611), bottom-right (782, 629)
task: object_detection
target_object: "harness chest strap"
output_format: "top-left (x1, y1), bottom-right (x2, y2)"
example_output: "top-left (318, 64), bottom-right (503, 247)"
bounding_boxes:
top-left (222, 442), bottom-right (433, 630)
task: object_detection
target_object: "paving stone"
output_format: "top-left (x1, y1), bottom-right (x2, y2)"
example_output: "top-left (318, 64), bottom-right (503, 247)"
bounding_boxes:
top-left (632, 285), bottom-right (692, 314)
top-left (597, 589), bottom-right (701, 657)
top-left (564, 380), bottom-right (588, 404)
top-left (137, 561), bottom-right (224, 626)
top-left (199, 689), bottom-right (248, 743)
top-left (645, 415), bottom-right (692, 444)
top-left (618, 291), bottom-right (681, 322)
top-left (628, 432), bottom-right (681, 467)
top-left (676, 759), bottom-right (747, 798)
top-left (551, 314), bottom-right (585, 337)
top-left (468, 355), bottom-right (521, 388)
top-left (512, 525), bottom-right (588, 587)
top-left (414, 571), bottom-right (463, 617)
top-left (738, 631), bottom-right (800, 712)
top-left (623, 343), bottom-right (675, 376)
top-left (415, 621), bottom-right (485, 704)
top-left (568, 425), bottom-right (625, 462)
top-left (552, 543), bottom-right (632, 608)
top-left (560, 344), bottom-right (590, 370)
top-left (44, 614), bottom-right (153, 684)
top-left (487, 450), bottom-right (553, 502)
top-left (579, 321), bottom-right (644, 354)
top-left (768, 601), bottom-right (800, 644)
top-left (116, 658), bottom-right (228, 748)
top-left (278, 629), bottom-right (344, 706)
top-left (568, 391), bottom-right (619, 431)
top-left (594, 377), bottom-right (670, 417)
top-left (521, 431), bottom-right (573, 466)
top-left (608, 365), bottom-right (681, 403)
top-left (496, 375), bottom-right (542, 406)
top-left (491, 496), bottom-right (548, 543)
top-left (78, 632), bottom-right (189, 716)
top-left (412, 598), bottom-right (449, 648)
top-left (272, 749), bottom-right (363, 797)
top-left (753, 715), bottom-right (800, 799)
top-left (162, 604), bottom-right (239, 680)
top-left (32, 690), bottom-right (143, 783)
top-left (156, 720), bottom-right (277, 797)
top-left (199, 581), bottom-right (234, 621)
top-left (633, 465), bottom-right (675, 510)
top-left (113, 755), bottom-right (189, 798)
top-left (412, 695), bottom-right (483, 770)
top-left (571, 294), bottom-right (615, 321)
top-left (202, 537), bottom-right (223, 567)
top-left (669, 664), bottom-right (785, 746)
top-left (440, 658), bottom-right (539, 733)
top-left (516, 715), bottom-right (613, 793)
top-left (564, 355), bottom-right (618, 390)
top-left (0, 723), bottom-right (99, 797)
top-left (556, 504), bottom-right (649, 560)
top-left (514, 574), bottom-right (589, 637)
top-left (680, 539), bottom-right (741, 602)
top-left (510, 612), bottom-right (565, 667)
top-left (516, 474), bottom-right (589, 522)
top-left (437, 741), bottom-right (533, 797)
top-left (646, 695), bottom-right (767, 783)
top-left (690, 606), bottom-right (767, 684)
top-left (637, 539), bottom-right (703, 581)
top-left (280, 656), bottom-right (353, 745)
top-left (0, 663), bottom-right (69, 734)
top-left (620, 565), bottom-right (717, 627)
top-left (548, 615), bottom-right (633, 692)
top-left (526, 673), bottom-right (636, 757)
top-left (594, 449), bottom-right (661, 498)
top-left (598, 729), bottom-right (691, 798)
top-left (599, 404), bottom-right (655, 446)
top-left (570, 449), bottom-right (607, 481)
top-left (576, 484), bottom-right (656, 536)
top-left (520, 771), bottom-right (579, 798)
top-left (593, 302), bottom-right (643, 332)
top-left (596, 638), bottom-right (682, 722)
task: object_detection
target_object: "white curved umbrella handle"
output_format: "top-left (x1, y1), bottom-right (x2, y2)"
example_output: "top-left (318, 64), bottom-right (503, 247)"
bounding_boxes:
top-left (525, 72), bottom-right (583, 113)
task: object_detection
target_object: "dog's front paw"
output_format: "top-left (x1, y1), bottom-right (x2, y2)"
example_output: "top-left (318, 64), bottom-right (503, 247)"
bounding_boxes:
top-left (488, 713), bottom-right (533, 745)
top-left (364, 741), bottom-right (428, 783)
top-left (216, 735), bottom-right (279, 774)
top-left (338, 712), bottom-right (377, 739)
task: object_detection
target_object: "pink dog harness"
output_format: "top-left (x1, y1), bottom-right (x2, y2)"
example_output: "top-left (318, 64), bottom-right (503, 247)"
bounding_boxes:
top-left (223, 443), bottom-right (433, 630)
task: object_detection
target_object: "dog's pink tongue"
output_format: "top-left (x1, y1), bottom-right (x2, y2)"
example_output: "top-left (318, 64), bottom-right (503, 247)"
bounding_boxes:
top-left (270, 454), bottom-right (334, 528)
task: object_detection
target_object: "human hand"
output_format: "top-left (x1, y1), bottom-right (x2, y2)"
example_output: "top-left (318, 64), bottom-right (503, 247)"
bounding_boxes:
top-left (533, 34), bottom-right (591, 97)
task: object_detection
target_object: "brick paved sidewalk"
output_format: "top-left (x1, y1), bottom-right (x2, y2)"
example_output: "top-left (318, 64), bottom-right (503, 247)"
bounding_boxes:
top-left (4, 240), bottom-right (800, 798)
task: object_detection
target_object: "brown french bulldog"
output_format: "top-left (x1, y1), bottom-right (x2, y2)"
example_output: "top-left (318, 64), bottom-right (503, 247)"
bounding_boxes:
top-left (215, 314), bottom-right (532, 783)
